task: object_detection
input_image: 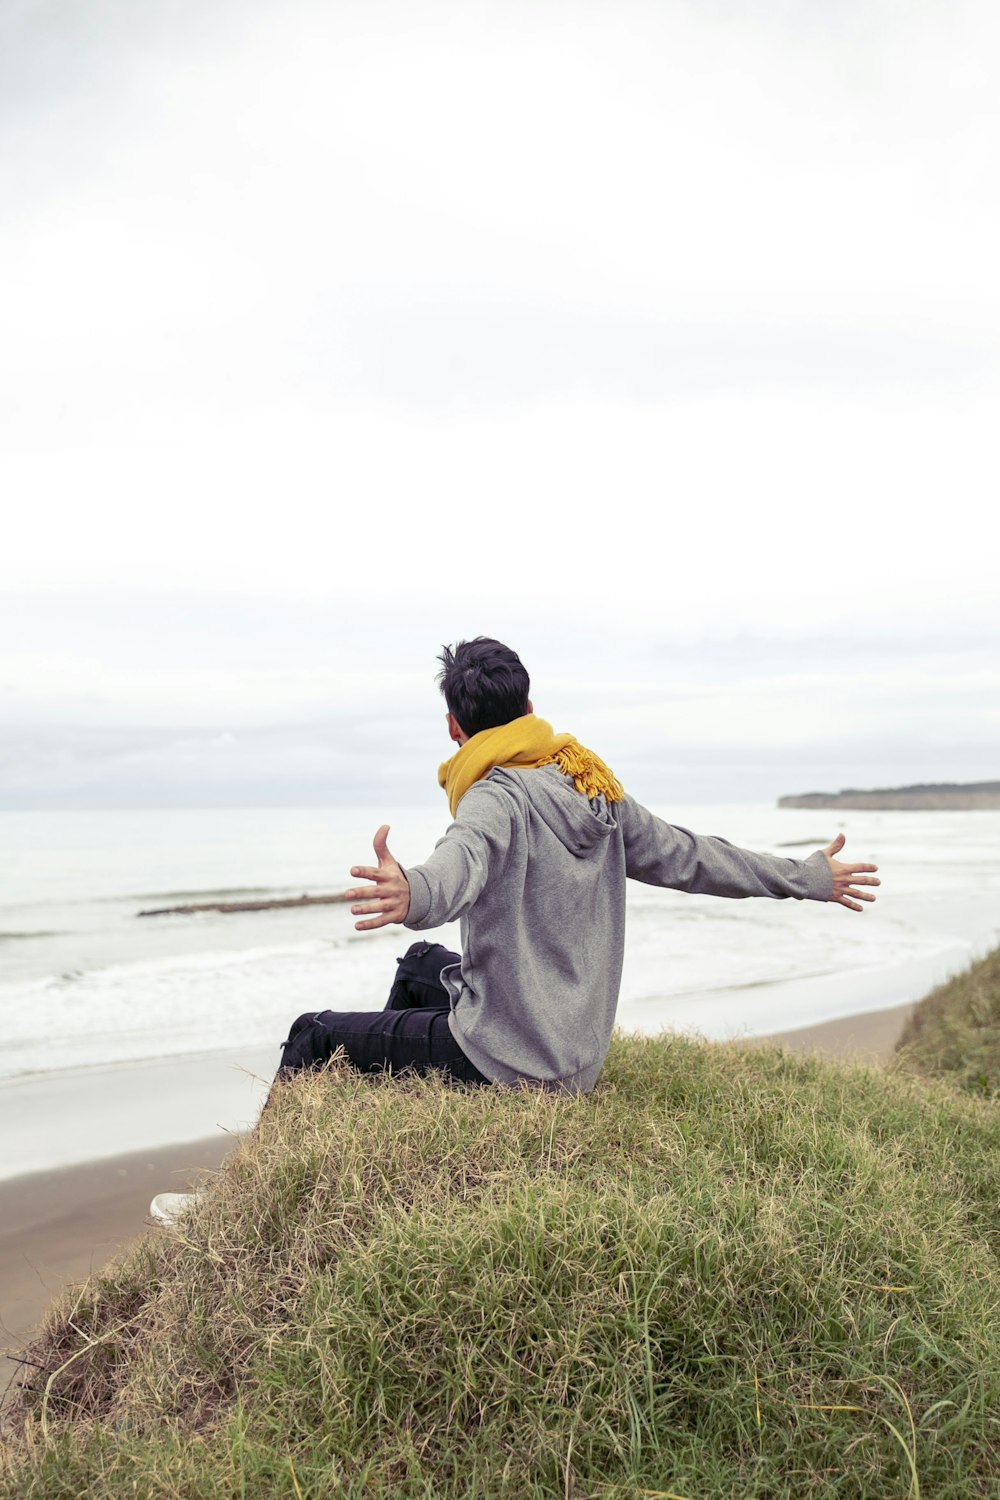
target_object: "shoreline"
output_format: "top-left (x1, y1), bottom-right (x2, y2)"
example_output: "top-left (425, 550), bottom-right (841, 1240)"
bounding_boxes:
top-left (0, 934), bottom-right (968, 1187)
top-left (1, 998), bottom-right (917, 1404)
top-left (0, 1046), bottom-right (277, 1184)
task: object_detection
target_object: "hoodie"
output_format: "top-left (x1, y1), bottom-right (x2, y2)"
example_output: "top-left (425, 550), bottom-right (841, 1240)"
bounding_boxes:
top-left (403, 765), bottom-right (832, 1093)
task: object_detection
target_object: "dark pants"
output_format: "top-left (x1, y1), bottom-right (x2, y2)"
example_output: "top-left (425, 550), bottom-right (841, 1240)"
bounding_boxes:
top-left (276, 941), bottom-right (491, 1086)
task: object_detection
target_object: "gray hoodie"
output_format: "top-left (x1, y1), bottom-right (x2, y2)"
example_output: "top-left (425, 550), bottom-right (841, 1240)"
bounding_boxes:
top-left (403, 765), bottom-right (832, 1092)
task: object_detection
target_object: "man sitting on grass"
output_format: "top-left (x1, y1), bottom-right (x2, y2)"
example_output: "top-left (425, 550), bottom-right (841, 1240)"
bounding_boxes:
top-left (275, 637), bottom-right (879, 1094)
top-left (150, 637), bottom-right (878, 1223)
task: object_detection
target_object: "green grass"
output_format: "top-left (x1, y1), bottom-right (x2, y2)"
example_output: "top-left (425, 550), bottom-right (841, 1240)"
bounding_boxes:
top-left (895, 942), bottom-right (1000, 1098)
top-left (3, 1033), bottom-right (999, 1498)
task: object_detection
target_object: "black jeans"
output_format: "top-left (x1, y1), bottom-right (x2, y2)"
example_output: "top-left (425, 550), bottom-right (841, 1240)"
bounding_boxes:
top-left (276, 941), bottom-right (490, 1086)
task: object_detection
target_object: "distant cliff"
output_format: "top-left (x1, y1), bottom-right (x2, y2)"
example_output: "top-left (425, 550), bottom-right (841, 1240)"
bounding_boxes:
top-left (778, 781), bottom-right (1000, 811)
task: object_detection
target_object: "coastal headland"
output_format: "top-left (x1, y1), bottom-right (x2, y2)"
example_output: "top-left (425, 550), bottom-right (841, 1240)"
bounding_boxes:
top-left (3, 975), bottom-right (997, 1499)
top-left (0, 997), bottom-right (923, 1406)
top-left (778, 779), bottom-right (1000, 810)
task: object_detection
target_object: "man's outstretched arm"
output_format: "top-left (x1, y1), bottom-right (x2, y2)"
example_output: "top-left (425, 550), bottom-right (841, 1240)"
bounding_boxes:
top-left (620, 796), bottom-right (879, 909)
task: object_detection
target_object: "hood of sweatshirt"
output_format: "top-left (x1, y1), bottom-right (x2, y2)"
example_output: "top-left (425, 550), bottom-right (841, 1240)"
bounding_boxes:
top-left (488, 765), bottom-right (618, 857)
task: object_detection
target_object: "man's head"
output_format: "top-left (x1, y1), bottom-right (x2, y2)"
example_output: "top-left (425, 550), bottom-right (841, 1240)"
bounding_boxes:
top-left (437, 637), bottom-right (531, 743)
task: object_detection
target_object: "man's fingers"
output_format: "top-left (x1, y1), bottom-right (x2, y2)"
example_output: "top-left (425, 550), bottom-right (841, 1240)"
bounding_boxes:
top-left (835, 886), bottom-right (876, 909)
top-left (354, 913), bottom-right (393, 931)
top-left (844, 865), bottom-right (879, 877)
top-left (350, 825), bottom-right (397, 885)
top-left (823, 832), bottom-right (846, 857)
top-left (351, 899), bottom-right (390, 915)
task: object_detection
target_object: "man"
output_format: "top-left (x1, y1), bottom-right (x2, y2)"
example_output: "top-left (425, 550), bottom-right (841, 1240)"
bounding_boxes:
top-left (150, 637), bottom-right (879, 1221)
top-left (275, 637), bottom-right (879, 1095)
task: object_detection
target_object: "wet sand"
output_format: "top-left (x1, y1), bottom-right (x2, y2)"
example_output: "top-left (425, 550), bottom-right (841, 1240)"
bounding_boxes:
top-left (750, 998), bottom-right (915, 1064)
top-left (0, 1001), bottom-right (915, 1406)
top-left (1, 1136), bottom-right (235, 1403)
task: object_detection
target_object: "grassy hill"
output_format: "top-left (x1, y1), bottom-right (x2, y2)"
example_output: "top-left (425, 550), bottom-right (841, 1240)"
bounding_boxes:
top-left (894, 942), bottom-right (1000, 1098)
top-left (2, 1031), bottom-right (999, 1498)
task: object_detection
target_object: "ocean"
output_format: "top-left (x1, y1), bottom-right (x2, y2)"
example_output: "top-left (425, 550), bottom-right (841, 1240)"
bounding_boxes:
top-left (3, 802), bottom-right (999, 1087)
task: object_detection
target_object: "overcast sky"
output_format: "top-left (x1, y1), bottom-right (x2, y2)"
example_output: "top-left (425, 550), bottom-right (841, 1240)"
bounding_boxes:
top-left (3, 0), bottom-right (998, 809)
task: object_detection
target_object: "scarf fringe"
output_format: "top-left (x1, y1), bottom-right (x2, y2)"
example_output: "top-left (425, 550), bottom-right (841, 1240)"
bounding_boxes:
top-left (537, 743), bottom-right (624, 805)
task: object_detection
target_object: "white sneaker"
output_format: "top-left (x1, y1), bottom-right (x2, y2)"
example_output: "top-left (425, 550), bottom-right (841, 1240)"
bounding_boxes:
top-left (149, 1191), bottom-right (199, 1227)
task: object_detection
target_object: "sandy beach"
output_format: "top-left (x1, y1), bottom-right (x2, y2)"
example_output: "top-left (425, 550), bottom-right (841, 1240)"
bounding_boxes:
top-left (751, 998), bottom-right (916, 1064)
top-left (0, 1000), bottom-right (917, 1405)
top-left (0, 1136), bottom-right (234, 1401)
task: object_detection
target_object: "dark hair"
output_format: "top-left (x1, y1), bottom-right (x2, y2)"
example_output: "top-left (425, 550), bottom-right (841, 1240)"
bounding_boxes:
top-left (436, 637), bottom-right (531, 737)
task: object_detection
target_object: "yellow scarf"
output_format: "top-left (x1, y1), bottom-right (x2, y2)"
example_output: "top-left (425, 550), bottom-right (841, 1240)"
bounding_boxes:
top-left (438, 713), bottom-right (624, 817)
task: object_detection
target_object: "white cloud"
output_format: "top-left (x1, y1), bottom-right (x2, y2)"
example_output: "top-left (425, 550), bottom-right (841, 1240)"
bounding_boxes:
top-left (2, 0), bottom-right (998, 803)
top-left (4, 387), bottom-right (997, 632)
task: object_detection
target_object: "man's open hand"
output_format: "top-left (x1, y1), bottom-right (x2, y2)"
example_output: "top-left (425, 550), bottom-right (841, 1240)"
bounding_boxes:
top-left (822, 832), bottom-right (880, 911)
top-left (346, 824), bottom-right (411, 931)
